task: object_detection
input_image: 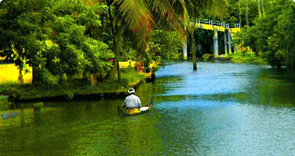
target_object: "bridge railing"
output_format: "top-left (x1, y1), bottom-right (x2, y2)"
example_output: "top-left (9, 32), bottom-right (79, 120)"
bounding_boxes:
top-left (193, 19), bottom-right (241, 28)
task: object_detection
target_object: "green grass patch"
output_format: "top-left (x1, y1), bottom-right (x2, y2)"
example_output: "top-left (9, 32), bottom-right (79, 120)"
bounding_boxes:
top-left (120, 68), bottom-right (146, 84)
top-left (229, 52), bottom-right (268, 65)
top-left (0, 96), bottom-right (10, 110)
top-left (202, 53), bottom-right (213, 61)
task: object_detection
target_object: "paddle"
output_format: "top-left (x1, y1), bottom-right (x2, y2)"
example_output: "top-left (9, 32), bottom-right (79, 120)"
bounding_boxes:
top-left (148, 96), bottom-right (153, 107)
top-left (117, 106), bottom-right (128, 117)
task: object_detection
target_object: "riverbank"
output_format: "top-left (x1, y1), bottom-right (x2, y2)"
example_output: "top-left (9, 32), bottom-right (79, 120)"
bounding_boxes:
top-left (229, 52), bottom-right (268, 65)
top-left (0, 69), bottom-right (150, 103)
top-left (202, 52), bottom-right (268, 65)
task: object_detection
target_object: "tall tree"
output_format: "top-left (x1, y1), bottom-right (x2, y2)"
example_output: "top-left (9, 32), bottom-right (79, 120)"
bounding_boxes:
top-left (245, 0), bottom-right (249, 25)
top-left (184, 0), bottom-right (227, 70)
top-left (257, 0), bottom-right (261, 17)
top-left (0, 0), bottom-right (113, 85)
top-left (82, 0), bottom-right (188, 81)
top-left (239, 0), bottom-right (242, 25)
top-left (260, 0), bottom-right (265, 17)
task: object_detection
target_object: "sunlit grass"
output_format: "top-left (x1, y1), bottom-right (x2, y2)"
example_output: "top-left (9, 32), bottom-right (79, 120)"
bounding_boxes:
top-left (229, 52), bottom-right (268, 65)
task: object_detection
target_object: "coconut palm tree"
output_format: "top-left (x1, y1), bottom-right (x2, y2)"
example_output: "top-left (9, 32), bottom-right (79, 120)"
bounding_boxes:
top-left (82, 0), bottom-right (227, 78)
top-left (183, 0), bottom-right (227, 70)
top-left (82, 0), bottom-right (187, 81)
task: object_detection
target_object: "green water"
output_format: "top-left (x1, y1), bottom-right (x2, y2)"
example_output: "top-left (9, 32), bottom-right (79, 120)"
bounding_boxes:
top-left (1, 61), bottom-right (295, 156)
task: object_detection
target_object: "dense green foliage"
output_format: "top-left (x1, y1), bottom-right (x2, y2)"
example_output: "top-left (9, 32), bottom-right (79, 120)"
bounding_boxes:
top-left (229, 52), bottom-right (268, 65)
top-left (234, 0), bottom-right (295, 71)
top-left (1, 0), bottom-right (294, 93)
top-left (0, 95), bottom-right (10, 110)
top-left (150, 30), bottom-right (183, 60)
top-left (0, 0), bottom-right (113, 85)
top-left (0, 69), bottom-right (145, 101)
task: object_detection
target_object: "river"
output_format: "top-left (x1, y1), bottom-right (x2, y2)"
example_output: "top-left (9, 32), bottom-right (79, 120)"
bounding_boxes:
top-left (1, 61), bottom-right (295, 156)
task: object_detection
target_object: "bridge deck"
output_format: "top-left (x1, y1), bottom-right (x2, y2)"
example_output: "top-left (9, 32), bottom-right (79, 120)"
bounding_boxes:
top-left (195, 23), bottom-right (240, 32)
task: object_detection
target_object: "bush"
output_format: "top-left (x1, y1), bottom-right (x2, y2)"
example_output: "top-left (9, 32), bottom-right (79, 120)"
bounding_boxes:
top-left (230, 52), bottom-right (268, 65)
top-left (65, 92), bottom-right (74, 100)
top-left (202, 53), bottom-right (213, 61)
top-left (0, 96), bottom-right (10, 111)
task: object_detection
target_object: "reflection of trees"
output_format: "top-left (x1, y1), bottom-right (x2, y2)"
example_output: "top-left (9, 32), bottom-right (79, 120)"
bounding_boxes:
top-left (257, 70), bottom-right (295, 107)
top-left (148, 76), bottom-right (183, 96)
top-left (115, 115), bottom-right (163, 155)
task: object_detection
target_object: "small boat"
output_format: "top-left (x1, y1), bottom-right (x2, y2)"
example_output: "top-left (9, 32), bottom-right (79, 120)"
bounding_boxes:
top-left (118, 97), bottom-right (153, 117)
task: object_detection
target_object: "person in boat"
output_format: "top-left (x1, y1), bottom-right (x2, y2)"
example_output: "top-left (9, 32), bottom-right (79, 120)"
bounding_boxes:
top-left (122, 88), bottom-right (142, 113)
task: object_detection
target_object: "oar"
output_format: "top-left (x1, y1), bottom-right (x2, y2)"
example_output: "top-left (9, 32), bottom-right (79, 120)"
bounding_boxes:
top-left (117, 106), bottom-right (128, 117)
top-left (147, 96), bottom-right (153, 107)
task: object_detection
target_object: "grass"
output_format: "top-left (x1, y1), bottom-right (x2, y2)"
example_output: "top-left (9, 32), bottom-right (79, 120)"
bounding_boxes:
top-left (0, 95), bottom-right (10, 110)
top-left (0, 68), bottom-right (147, 101)
top-left (229, 52), bottom-right (268, 65)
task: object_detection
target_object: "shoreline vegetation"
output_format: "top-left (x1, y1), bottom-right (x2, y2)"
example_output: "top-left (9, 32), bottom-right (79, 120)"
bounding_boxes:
top-left (0, 53), bottom-right (268, 105)
top-left (0, 51), bottom-right (275, 106)
top-left (0, 68), bottom-right (151, 103)
top-left (1, 0), bottom-right (294, 108)
top-left (202, 52), bottom-right (268, 65)
top-left (229, 52), bottom-right (268, 65)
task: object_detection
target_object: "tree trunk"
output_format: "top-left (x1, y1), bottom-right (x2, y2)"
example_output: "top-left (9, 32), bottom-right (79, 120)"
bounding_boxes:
top-left (191, 34), bottom-right (197, 70)
top-left (105, 0), bottom-right (122, 82)
top-left (260, 0), bottom-right (265, 17)
top-left (239, 0), bottom-right (242, 25)
top-left (106, 28), bottom-right (124, 81)
top-left (18, 67), bottom-right (24, 85)
top-left (245, 0), bottom-right (249, 25)
top-left (257, 0), bottom-right (261, 17)
top-left (100, 13), bottom-right (105, 41)
top-left (107, 0), bottom-right (115, 36)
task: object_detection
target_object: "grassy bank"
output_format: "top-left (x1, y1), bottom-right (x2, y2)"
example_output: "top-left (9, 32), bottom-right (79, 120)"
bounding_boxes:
top-left (0, 95), bottom-right (10, 110)
top-left (229, 52), bottom-right (268, 65)
top-left (0, 68), bottom-right (147, 102)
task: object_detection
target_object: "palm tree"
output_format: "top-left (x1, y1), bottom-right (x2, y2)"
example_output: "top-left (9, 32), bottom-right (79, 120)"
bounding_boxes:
top-left (82, 0), bottom-right (187, 81)
top-left (183, 0), bottom-right (227, 70)
top-left (82, 0), bottom-right (227, 78)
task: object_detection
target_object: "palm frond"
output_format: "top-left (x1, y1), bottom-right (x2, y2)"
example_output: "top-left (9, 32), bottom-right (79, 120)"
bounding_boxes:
top-left (186, 0), bottom-right (228, 19)
top-left (149, 0), bottom-right (187, 39)
top-left (82, 0), bottom-right (104, 7)
top-left (115, 0), bottom-right (154, 36)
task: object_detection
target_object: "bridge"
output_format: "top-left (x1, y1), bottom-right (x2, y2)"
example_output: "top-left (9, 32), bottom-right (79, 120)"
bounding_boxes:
top-left (183, 19), bottom-right (241, 60)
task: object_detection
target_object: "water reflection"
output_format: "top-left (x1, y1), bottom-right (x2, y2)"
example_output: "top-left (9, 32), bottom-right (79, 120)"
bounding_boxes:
top-left (1, 61), bottom-right (295, 156)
